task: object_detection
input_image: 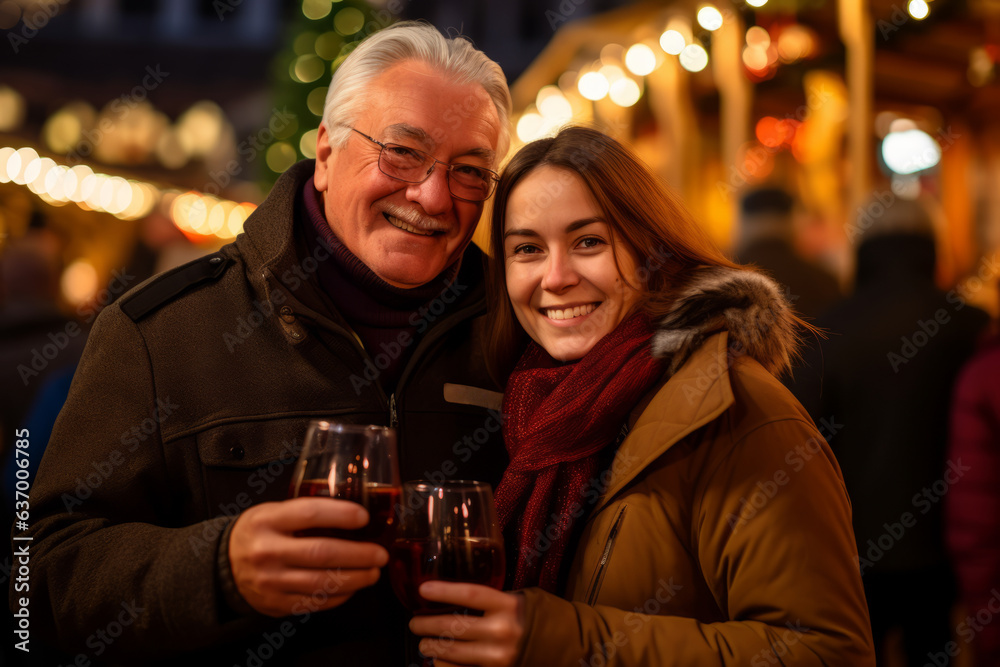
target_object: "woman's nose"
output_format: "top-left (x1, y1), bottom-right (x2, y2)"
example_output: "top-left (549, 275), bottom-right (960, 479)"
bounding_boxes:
top-left (540, 252), bottom-right (579, 293)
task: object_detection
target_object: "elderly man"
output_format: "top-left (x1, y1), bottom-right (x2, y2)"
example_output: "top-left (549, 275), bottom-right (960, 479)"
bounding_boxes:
top-left (19, 22), bottom-right (512, 665)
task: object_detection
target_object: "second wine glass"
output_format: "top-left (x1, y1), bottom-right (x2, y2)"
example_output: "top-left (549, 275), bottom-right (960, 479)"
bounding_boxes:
top-left (389, 480), bottom-right (505, 615)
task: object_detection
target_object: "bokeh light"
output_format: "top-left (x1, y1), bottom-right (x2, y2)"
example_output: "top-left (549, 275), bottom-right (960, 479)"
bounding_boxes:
top-left (697, 6), bottom-right (724, 32)
top-left (625, 44), bottom-right (657, 76)
top-left (578, 72), bottom-right (611, 100)
top-left (660, 29), bottom-right (686, 55)
top-left (609, 78), bottom-right (642, 107)
top-left (680, 44), bottom-right (709, 72)
top-left (882, 128), bottom-right (941, 174)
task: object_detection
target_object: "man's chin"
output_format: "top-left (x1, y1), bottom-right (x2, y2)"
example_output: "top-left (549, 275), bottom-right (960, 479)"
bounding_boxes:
top-left (371, 259), bottom-right (450, 289)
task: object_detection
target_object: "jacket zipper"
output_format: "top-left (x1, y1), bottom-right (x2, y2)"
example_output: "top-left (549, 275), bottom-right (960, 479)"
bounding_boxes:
top-left (268, 281), bottom-right (485, 431)
top-left (585, 504), bottom-right (628, 606)
top-left (390, 298), bottom-right (486, 428)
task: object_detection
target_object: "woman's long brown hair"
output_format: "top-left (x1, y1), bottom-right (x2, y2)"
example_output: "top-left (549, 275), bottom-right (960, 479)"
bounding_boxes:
top-left (484, 126), bottom-right (809, 385)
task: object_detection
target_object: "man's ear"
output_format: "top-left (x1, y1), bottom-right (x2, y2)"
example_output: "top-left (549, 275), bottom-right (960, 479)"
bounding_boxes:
top-left (314, 123), bottom-right (332, 192)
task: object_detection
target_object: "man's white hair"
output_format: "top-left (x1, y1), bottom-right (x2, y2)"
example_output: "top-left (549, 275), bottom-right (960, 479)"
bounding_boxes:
top-left (322, 21), bottom-right (512, 164)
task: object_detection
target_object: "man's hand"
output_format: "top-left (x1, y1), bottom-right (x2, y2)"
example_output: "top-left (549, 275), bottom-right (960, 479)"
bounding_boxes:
top-left (229, 497), bottom-right (388, 617)
top-left (409, 582), bottom-right (525, 667)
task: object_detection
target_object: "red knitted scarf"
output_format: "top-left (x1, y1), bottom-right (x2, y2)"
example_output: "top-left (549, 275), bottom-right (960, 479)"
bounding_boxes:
top-left (494, 312), bottom-right (664, 592)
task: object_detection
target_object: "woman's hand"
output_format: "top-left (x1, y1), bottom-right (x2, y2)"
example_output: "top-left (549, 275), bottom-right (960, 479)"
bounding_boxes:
top-left (409, 582), bottom-right (525, 667)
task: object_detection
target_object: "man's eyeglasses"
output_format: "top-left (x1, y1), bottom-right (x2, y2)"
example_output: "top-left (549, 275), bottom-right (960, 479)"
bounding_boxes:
top-left (349, 128), bottom-right (499, 202)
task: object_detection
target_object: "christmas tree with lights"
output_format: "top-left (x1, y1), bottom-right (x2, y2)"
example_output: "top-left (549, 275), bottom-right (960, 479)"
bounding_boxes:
top-left (263, 0), bottom-right (398, 183)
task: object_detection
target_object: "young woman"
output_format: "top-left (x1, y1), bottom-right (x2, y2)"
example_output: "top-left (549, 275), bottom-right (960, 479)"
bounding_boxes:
top-left (409, 127), bottom-right (875, 666)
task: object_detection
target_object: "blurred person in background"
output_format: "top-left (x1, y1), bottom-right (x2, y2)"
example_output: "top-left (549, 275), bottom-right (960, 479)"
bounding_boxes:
top-left (946, 283), bottom-right (1000, 666)
top-left (0, 214), bottom-right (87, 667)
top-left (735, 187), bottom-right (841, 321)
top-left (0, 215), bottom-right (86, 473)
top-left (790, 197), bottom-right (989, 666)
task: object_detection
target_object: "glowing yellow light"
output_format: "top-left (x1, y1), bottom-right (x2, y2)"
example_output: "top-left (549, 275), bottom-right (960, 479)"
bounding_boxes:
top-left (119, 182), bottom-right (151, 220)
top-left (307, 87), bottom-right (328, 117)
top-left (177, 102), bottom-right (225, 158)
top-left (61, 260), bottom-right (99, 307)
top-left (302, 0), bottom-right (332, 20)
top-left (747, 0), bottom-right (768, 7)
top-left (625, 44), bottom-right (657, 76)
top-left (908, 0), bottom-right (929, 19)
top-left (516, 112), bottom-right (545, 142)
top-left (294, 55), bottom-right (325, 83)
top-left (535, 85), bottom-right (561, 107)
top-left (67, 165), bottom-right (94, 202)
top-left (266, 142), bottom-right (297, 173)
top-left (578, 72), bottom-right (610, 101)
top-left (0, 146), bottom-right (15, 183)
top-left (59, 168), bottom-right (79, 202)
top-left (746, 26), bottom-right (770, 48)
top-left (171, 192), bottom-right (200, 233)
top-left (537, 89), bottom-right (572, 123)
top-left (78, 172), bottom-right (99, 203)
top-left (84, 174), bottom-right (108, 209)
top-left (107, 177), bottom-right (133, 215)
top-left (98, 176), bottom-right (117, 211)
top-left (300, 129), bottom-right (318, 159)
top-left (680, 44), bottom-right (709, 72)
top-left (609, 78), bottom-right (642, 107)
top-left (0, 85), bottom-right (26, 132)
top-left (660, 30), bottom-right (685, 56)
top-left (743, 45), bottom-right (769, 70)
top-left (188, 197), bottom-right (212, 235)
top-left (43, 110), bottom-right (83, 154)
top-left (27, 157), bottom-right (56, 195)
top-left (207, 201), bottom-right (229, 235)
top-left (10, 147), bottom-right (38, 184)
top-left (776, 25), bottom-right (816, 63)
top-left (22, 157), bottom-right (41, 185)
top-left (315, 31), bottom-right (340, 60)
top-left (697, 6), bottom-right (724, 31)
top-left (598, 65), bottom-right (625, 84)
top-left (225, 203), bottom-right (254, 238)
top-left (333, 7), bottom-right (364, 36)
top-left (44, 165), bottom-right (67, 201)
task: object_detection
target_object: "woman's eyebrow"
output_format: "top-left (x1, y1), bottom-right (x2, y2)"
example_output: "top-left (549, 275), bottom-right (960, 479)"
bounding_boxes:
top-left (504, 217), bottom-right (605, 240)
top-left (565, 217), bottom-right (604, 232)
top-left (504, 228), bottom-right (538, 240)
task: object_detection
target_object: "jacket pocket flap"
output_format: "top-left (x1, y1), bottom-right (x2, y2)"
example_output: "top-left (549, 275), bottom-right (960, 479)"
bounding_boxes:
top-left (195, 418), bottom-right (307, 468)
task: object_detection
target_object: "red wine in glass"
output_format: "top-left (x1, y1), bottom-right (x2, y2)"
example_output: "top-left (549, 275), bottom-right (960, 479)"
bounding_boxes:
top-left (390, 536), bottom-right (505, 614)
top-left (292, 479), bottom-right (401, 548)
top-left (287, 421), bottom-right (401, 548)
top-left (389, 480), bottom-right (505, 615)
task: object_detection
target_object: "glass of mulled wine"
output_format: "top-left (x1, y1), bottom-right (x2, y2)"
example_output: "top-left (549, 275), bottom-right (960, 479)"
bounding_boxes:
top-left (389, 480), bottom-right (505, 616)
top-left (287, 421), bottom-right (401, 548)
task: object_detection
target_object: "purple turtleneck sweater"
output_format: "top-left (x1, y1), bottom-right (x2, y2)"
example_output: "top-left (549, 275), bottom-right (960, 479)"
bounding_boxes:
top-left (299, 179), bottom-right (461, 391)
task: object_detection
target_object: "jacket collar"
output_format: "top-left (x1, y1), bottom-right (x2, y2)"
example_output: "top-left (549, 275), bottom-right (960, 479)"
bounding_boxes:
top-left (591, 266), bottom-right (798, 515)
top-left (592, 331), bottom-right (735, 515)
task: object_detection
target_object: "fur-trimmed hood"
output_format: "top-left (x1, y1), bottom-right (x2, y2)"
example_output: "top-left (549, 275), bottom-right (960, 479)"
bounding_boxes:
top-left (650, 266), bottom-right (801, 377)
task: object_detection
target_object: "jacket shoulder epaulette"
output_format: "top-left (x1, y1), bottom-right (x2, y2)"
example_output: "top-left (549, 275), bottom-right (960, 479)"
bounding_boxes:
top-left (120, 253), bottom-right (232, 322)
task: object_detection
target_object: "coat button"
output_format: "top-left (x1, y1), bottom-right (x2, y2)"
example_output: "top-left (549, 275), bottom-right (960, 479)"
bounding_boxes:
top-left (230, 445), bottom-right (245, 460)
top-left (209, 256), bottom-right (222, 264)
